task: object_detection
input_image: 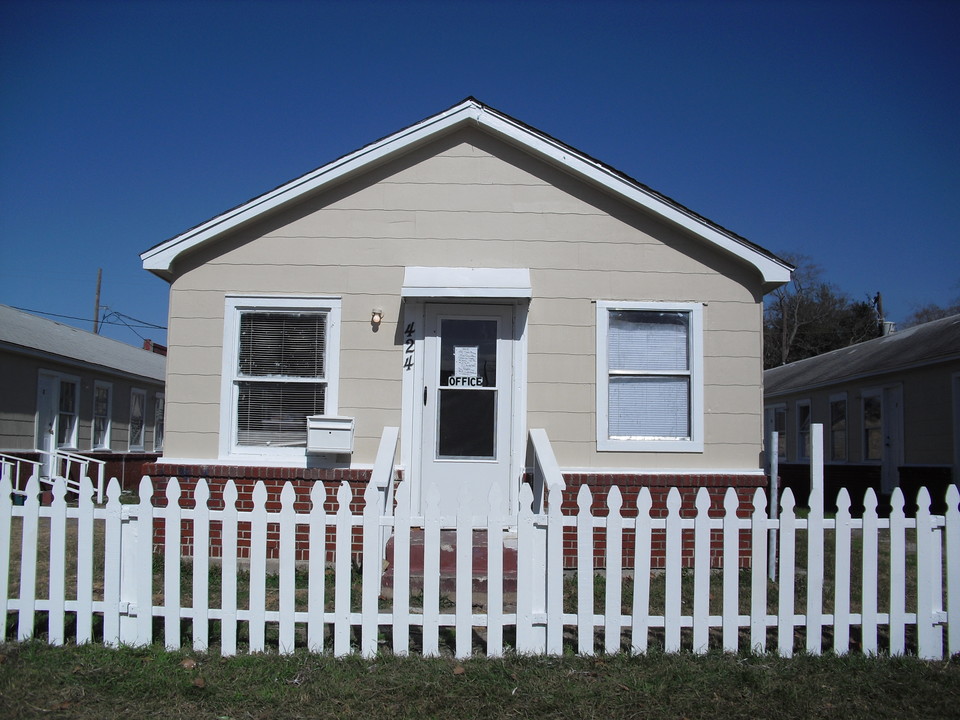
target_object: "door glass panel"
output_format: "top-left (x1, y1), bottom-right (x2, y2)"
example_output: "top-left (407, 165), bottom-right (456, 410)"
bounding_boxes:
top-left (438, 390), bottom-right (496, 457)
top-left (439, 319), bottom-right (497, 387)
top-left (437, 318), bottom-right (498, 459)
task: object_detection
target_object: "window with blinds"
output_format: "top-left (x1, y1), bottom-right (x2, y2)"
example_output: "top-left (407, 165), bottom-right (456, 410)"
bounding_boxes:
top-left (235, 312), bottom-right (327, 447)
top-left (607, 310), bottom-right (691, 439)
top-left (596, 301), bottom-right (703, 452)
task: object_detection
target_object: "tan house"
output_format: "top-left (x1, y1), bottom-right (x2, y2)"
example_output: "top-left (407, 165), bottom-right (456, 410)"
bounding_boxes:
top-left (0, 304), bottom-right (166, 492)
top-left (765, 313), bottom-right (960, 512)
top-left (141, 98), bottom-right (791, 524)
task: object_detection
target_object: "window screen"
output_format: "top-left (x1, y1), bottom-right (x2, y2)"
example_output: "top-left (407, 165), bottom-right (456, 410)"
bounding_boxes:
top-left (236, 312), bottom-right (327, 446)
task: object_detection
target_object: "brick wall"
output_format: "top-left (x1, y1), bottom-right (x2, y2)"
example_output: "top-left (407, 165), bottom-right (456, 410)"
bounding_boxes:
top-left (144, 464), bottom-right (765, 568)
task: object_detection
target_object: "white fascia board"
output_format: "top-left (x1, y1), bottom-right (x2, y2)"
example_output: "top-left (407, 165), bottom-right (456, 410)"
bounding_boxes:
top-left (142, 98), bottom-right (790, 287)
top-left (141, 101), bottom-right (485, 275)
top-left (401, 266), bottom-right (532, 298)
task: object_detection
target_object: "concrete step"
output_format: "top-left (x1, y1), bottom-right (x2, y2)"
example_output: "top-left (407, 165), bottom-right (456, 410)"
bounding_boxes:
top-left (381, 529), bottom-right (519, 594)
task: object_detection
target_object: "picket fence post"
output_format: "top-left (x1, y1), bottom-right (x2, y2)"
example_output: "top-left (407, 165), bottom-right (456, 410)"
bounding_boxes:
top-left (806, 424), bottom-right (825, 654)
top-left (915, 487), bottom-right (943, 659)
top-left (860, 488), bottom-right (880, 654)
top-left (485, 483), bottom-right (505, 658)
top-left (888, 489), bottom-right (907, 655)
top-left (361, 479), bottom-right (382, 658)
top-left (391, 480), bottom-right (413, 656)
top-left (0, 471), bottom-right (12, 628)
top-left (777, 488), bottom-right (797, 657)
top-left (48, 477), bottom-right (68, 645)
top-left (193, 479), bottom-right (211, 652)
top-left (76, 476), bottom-right (95, 644)
top-left (576, 484), bottom-right (594, 655)
top-left (604, 486), bottom-right (624, 654)
top-left (721, 487), bottom-right (739, 653)
top-left (17, 475), bottom-right (41, 642)
top-left (663, 488), bottom-right (682, 653)
top-left (163, 478), bottom-right (183, 650)
top-left (630, 488), bottom-right (653, 654)
top-left (945, 484), bottom-right (960, 656)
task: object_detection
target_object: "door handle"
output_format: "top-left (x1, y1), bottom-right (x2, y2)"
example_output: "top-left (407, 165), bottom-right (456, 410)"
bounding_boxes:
top-left (423, 386), bottom-right (428, 406)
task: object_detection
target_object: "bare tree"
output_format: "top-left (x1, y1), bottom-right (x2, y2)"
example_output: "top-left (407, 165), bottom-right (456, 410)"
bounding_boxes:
top-left (764, 254), bottom-right (880, 368)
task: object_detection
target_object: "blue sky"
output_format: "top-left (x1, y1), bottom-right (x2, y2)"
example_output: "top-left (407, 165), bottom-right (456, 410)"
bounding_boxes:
top-left (1, 0), bottom-right (958, 347)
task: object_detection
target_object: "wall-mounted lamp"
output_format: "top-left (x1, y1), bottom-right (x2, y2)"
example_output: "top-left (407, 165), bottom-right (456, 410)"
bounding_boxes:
top-left (371, 308), bottom-right (383, 326)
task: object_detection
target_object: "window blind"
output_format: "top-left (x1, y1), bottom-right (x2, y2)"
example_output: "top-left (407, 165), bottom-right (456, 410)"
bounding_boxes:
top-left (239, 313), bottom-right (326, 378)
top-left (608, 311), bottom-right (688, 371)
top-left (237, 381), bottom-right (325, 446)
top-left (609, 376), bottom-right (690, 438)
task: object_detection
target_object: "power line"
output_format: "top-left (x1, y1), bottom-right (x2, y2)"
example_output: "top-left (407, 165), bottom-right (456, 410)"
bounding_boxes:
top-left (11, 306), bottom-right (167, 330)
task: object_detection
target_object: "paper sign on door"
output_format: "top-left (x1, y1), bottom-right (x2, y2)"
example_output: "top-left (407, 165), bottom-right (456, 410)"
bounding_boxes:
top-left (454, 346), bottom-right (478, 377)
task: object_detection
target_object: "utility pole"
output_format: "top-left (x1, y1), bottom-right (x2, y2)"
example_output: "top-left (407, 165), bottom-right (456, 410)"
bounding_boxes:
top-left (93, 268), bottom-right (102, 334)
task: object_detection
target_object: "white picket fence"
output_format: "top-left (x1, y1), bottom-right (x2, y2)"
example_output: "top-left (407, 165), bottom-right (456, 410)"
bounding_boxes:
top-left (2, 465), bottom-right (958, 659)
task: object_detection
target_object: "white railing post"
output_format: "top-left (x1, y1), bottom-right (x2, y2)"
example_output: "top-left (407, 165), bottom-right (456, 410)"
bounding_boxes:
top-left (118, 503), bottom-right (139, 645)
top-left (371, 426), bottom-right (400, 558)
top-left (768, 431), bottom-right (780, 582)
top-left (525, 429), bottom-right (566, 654)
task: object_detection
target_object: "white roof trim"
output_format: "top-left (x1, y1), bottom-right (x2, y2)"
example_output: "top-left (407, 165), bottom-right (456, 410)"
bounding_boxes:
top-left (401, 267), bottom-right (532, 298)
top-left (142, 99), bottom-right (791, 287)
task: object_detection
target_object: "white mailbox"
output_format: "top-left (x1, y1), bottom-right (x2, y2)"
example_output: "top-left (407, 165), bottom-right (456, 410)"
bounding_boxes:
top-left (306, 416), bottom-right (355, 454)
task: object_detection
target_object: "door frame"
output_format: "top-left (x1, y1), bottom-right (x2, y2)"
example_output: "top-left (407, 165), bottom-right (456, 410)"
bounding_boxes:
top-left (400, 298), bottom-right (528, 518)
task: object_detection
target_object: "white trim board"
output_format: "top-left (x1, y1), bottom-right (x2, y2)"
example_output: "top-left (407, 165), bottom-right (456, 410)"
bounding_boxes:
top-left (142, 99), bottom-right (791, 289)
top-left (401, 267), bottom-right (532, 298)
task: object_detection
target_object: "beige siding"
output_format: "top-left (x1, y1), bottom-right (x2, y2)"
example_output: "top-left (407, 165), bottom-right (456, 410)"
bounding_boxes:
top-left (165, 127), bottom-right (766, 470)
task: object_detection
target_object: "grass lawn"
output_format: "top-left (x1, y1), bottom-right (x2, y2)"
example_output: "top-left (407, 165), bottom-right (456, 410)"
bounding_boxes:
top-left (1, 641), bottom-right (959, 719)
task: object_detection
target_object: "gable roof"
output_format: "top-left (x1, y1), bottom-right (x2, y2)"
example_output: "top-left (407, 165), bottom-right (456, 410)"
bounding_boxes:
top-left (141, 98), bottom-right (792, 289)
top-left (0, 305), bottom-right (166, 383)
top-left (765, 313), bottom-right (960, 397)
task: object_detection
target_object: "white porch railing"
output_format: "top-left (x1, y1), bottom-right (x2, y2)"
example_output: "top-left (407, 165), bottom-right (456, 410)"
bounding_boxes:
top-left (0, 450), bottom-right (105, 504)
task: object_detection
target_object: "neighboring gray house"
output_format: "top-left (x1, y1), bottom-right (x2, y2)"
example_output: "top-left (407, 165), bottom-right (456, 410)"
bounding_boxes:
top-left (764, 313), bottom-right (960, 510)
top-left (0, 304), bottom-right (167, 489)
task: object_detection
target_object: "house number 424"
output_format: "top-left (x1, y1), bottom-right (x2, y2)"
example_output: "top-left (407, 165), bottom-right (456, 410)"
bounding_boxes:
top-left (403, 322), bottom-right (415, 370)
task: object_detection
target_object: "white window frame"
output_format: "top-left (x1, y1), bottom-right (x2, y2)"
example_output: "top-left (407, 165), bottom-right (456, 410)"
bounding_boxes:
top-left (829, 392), bottom-right (847, 462)
top-left (129, 388), bottom-right (146, 452)
top-left (796, 400), bottom-right (812, 462)
top-left (219, 295), bottom-right (342, 462)
top-left (92, 381), bottom-right (112, 450)
top-left (596, 300), bottom-right (703, 452)
top-left (154, 392), bottom-right (165, 452)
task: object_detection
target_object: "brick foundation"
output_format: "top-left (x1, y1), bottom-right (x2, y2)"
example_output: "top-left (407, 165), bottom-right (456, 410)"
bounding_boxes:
top-left (144, 463), bottom-right (765, 569)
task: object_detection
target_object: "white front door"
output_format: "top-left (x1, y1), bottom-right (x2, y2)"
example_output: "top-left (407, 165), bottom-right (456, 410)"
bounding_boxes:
top-left (420, 304), bottom-right (515, 519)
top-left (36, 372), bottom-right (57, 478)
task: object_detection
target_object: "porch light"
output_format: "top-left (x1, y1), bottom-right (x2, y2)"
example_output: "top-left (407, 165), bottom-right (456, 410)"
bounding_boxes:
top-left (371, 308), bottom-right (383, 326)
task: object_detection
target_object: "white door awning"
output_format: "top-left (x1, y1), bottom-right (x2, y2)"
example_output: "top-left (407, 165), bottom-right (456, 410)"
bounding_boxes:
top-left (401, 267), bottom-right (532, 299)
